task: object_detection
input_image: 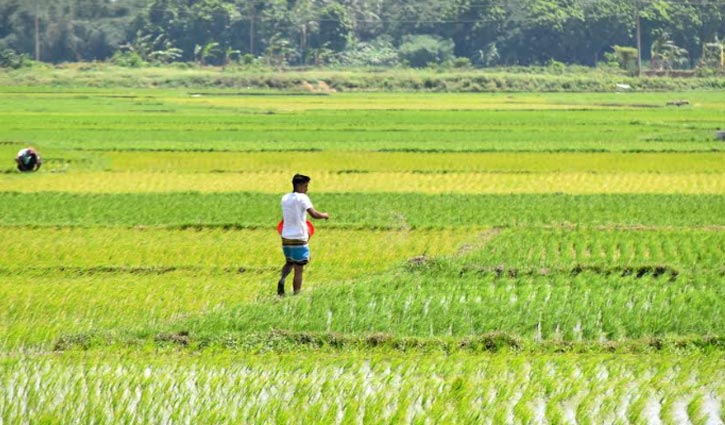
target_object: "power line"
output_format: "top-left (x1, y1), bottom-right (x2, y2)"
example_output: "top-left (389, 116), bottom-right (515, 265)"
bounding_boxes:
top-left (27, 1), bottom-right (725, 26)
top-left (134, 0), bottom-right (725, 13)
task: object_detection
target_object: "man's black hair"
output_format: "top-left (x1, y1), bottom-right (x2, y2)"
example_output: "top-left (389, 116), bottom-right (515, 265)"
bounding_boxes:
top-left (292, 174), bottom-right (311, 191)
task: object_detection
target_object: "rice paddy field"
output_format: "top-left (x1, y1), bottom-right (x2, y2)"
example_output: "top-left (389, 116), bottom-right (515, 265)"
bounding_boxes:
top-left (0, 87), bottom-right (723, 424)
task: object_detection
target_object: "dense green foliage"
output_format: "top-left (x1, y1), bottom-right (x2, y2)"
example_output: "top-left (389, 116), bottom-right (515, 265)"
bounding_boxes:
top-left (0, 0), bottom-right (724, 70)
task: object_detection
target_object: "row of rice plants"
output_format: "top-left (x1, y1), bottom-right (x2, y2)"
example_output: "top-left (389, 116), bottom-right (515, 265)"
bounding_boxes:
top-left (4, 91), bottom-right (723, 122)
top-left (1, 91), bottom-right (723, 153)
top-left (0, 228), bottom-right (469, 350)
top-left (15, 147), bottom-right (725, 175)
top-left (3, 224), bottom-right (444, 284)
top-left (2, 88), bottom-right (723, 110)
top-left (3, 225), bottom-right (720, 350)
top-left (0, 193), bottom-right (721, 228)
top-left (3, 171), bottom-right (722, 194)
top-left (0, 272), bottom-right (251, 350)
top-left (5, 91), bottom-right (725, 123)
top-left (11, 227), bottom-right (717, 281)
top-left (181, 270), bottom-right (723, 343)
top-left (1, 352), bottom-right (721, 424)
top-left (99, 151), bottom-right (725, 174)
top-left (7, 132), bottom-right (717, 153)
top-left (462, 228), bottom-right (724, 272)
top-left (3, 127), bottom-right (719, 154)
top-left (6, 108), bottom-right (716, 135)
top-left (0, 228), bottom-right (467, 276)
top-left (159, 90), bottom-right (725, 111)
top-left (20, 147), bottom-right (721, 175)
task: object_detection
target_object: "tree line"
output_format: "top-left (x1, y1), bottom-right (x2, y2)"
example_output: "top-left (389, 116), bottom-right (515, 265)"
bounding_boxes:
top-left (1, 0), bottom-right (723, 69)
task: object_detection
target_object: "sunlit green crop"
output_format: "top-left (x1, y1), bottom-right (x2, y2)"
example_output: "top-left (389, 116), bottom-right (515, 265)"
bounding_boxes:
top-left (0, 88), bottom-right (722, 424)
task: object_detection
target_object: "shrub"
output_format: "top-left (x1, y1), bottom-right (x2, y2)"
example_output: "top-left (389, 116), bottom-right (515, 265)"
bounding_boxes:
top-left (0, 48), bottom-right (29, 69)
top-left (398, 35), bottom-right (455, 68)
top-left (608, 45), bottom-right (639, 76)
top-left (341, 38), bottom-right (400, 67)
top-left (451, 57), bottom-right (473, 69)
top-left (240, 54), bottom-right (255, 66)
top-left (110, 51), bottom-right (147, 68)
top-left (547, 59), bottom-right (566, 75)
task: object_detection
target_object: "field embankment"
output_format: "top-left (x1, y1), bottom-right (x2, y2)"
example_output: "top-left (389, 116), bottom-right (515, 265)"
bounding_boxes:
top-left (2, 64), bottom-right (725, 91)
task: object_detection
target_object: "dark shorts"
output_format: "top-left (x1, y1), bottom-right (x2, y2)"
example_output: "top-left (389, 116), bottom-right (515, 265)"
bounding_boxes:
top-left (282, 238), bottom-right (310, 265)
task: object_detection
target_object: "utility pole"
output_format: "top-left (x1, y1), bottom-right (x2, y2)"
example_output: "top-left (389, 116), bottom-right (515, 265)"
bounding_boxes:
top-left (34, 0), bottom-right (40, 61)
top-left (248, 0), bottom-right (255, 55)
top-left (635, 0), bottom-right (642, 77)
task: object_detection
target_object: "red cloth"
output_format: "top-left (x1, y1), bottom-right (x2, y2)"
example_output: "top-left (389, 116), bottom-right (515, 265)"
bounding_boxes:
top-left (277, 220), bottom-right (315, 237)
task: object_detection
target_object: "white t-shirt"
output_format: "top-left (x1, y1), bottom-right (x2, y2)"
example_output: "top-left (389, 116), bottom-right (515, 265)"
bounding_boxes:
top-left (17, 148), bottom-right (31, 162)
top-left (281, 192), bottom-right (313, 240)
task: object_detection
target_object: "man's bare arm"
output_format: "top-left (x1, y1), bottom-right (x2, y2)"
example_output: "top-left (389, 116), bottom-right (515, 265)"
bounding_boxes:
top-left (307, 208), bottom-right (329, 220)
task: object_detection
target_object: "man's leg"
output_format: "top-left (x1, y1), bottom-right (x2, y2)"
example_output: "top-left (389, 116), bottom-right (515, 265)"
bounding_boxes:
top-left (278, 261), bottom-right (293, 296)
top-left (292, 264), bottom-right (304, 295)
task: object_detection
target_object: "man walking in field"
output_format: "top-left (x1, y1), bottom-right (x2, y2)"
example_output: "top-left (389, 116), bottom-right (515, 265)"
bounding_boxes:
top-left (278, 174), bottom-right (329, 296)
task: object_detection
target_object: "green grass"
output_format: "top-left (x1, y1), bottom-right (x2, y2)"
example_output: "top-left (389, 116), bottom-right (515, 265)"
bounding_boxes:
top-left (1, 62), bottom-right (724, 92)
